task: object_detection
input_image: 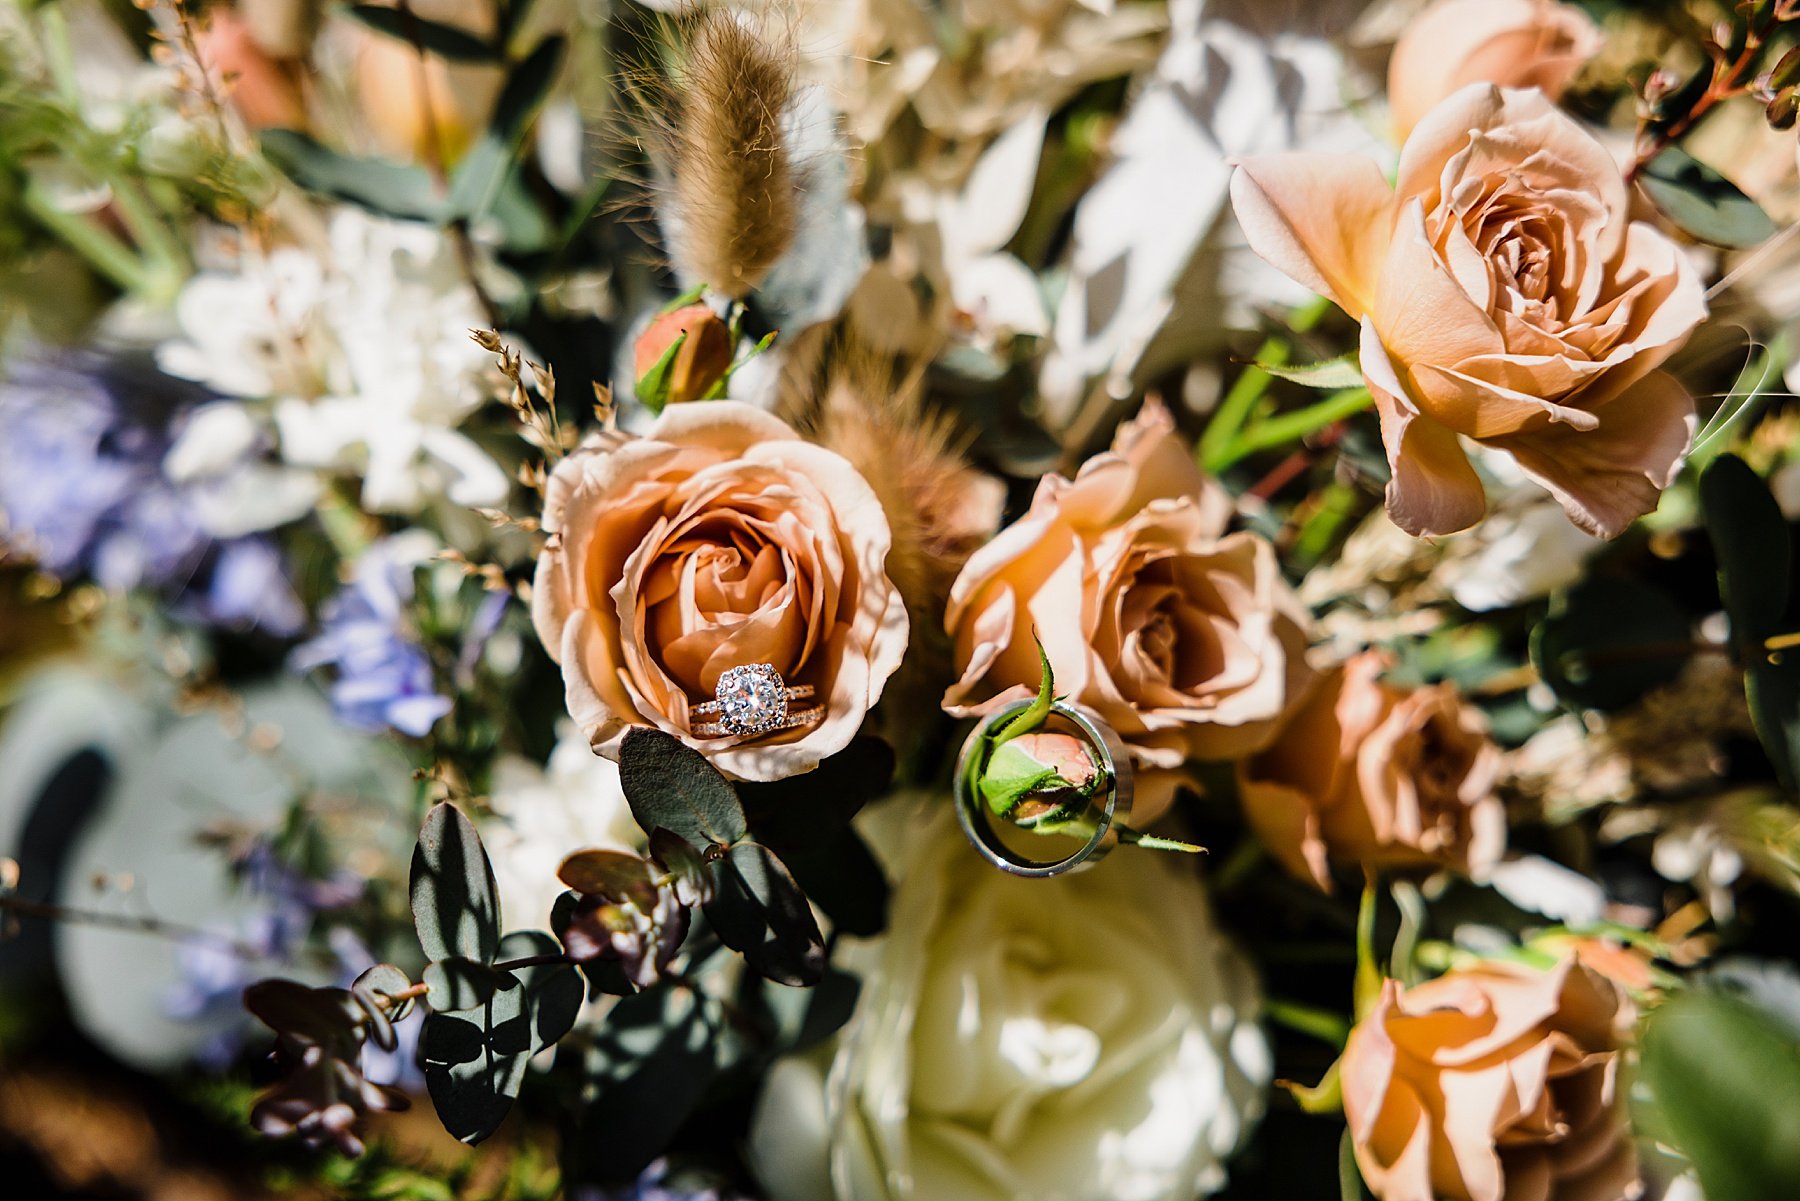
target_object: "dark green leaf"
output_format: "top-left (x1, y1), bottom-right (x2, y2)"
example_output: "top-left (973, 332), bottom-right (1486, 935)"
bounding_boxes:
top-left (704, 841), bottom-right (825, 987)
top-left (569, 984), bottom-right (729, 1185)
top-left (1640, 145), bottom-right (1779, 248)
top-left (1703, 454), bottom-right (1792, 643)
top-left (423, 957), bottom-right (511, 1011)
top-left (778, 825), bottom-right (889, 937)
top-left (421, 985), bottom-right (532, 1145)
top-left (345, 4), bottom-right (498, 62)
top-left (617, 727), bottom-right (747, 849)
top-left (648, 827), bottom-right (713, 907)
top-left (411, 802), bottom-right (503, 965)
top-left (1530, 578), bottom-right (1691, 711)
top-left (349, 963), bottom-right (414, 1049)
top-left (498, 930), bottom-right (583, 1054)
top-left (761, 968), bottom-right (862, 1053)
top-left (259, 129), bottom-right (445, 222)
top-left (446, 36), bottom-right (565, 224)
top-left (1702, 454), bottom-right (1800, 788)
top-left (736, 736), bottom-right (895, 854)
top-left (1639, 991), bottom-right (1800, 1201)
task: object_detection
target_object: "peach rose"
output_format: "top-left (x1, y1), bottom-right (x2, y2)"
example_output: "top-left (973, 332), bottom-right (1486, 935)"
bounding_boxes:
top-left (1342, 958), bottom-right (1640, 1201)
top-left (1389, 0), bottom-right (1599, 143)
top-left (1231, 85), bottom-right (1707, 539)
top-left (943, 401), bottom-right (1312, 820)
top-left (1237, 651), bottom-right (1504, 890)
top-left (531, 403), bottom-right (908, 781)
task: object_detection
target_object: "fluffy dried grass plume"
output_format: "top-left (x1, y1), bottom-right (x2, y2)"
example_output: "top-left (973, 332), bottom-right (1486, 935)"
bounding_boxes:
top-left (790, 352), bottom-right (1005, 627)
top-left (656, 9), bottom-right (800, 299)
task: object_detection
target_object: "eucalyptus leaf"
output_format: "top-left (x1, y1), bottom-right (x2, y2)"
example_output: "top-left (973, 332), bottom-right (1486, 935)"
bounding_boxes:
top-left (1640, 145), bottom-right (1778, 249)
top-left (558, 848), bottom-right (658, 907)
top-left (498, 930), bottom-right (583, 1054)
top-left (423, 957), bottom-right (511, 1012)
top-left (569, 984), bottom-right (726, 1184)
top-left (411, 802), bottom-right (502, 966)
top-left (617, 727), bottom-right (747, 849)
top-left (421, 988), bottom-right (532, 1145)
top-left (345, 4), bottom-right (498, 62)
top-left (736, 736), bottom-right (895, 854)
top-left (1258, 352), bottom-right (1364, 391)
top-left (259, 129), bottom-right (445, 222)
top-left (703, 841), bottom-right (825, 987)
top-left (777, 826), bottom-right (889, 938)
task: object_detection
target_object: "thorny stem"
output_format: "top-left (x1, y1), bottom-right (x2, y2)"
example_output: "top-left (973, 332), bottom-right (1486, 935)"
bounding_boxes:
top-left (0, 892), bottom-right (263, 958)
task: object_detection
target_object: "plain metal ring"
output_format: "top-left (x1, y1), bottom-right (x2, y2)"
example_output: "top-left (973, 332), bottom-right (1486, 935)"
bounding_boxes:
top-left (953, 699), bottom-right (1134, 878)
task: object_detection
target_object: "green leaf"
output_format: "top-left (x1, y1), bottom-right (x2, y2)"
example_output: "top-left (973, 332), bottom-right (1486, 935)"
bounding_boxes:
top-left (760, 968), bottom-right (861, 1053)
top-left (558, 848), bottom-right (659, 908)
top-left (1702, 454), bottom-right (1800, 789)
top-left (776, 825), bottom-right (889, 937)
top-left (348, 963), bottom-right (414, 1049)
top-left (568, 984), bottom-right (727, 1184)
top-left (345, 4), bottom-right (499, 62)
top-left (736, 736), bottom-right (896, 854)
top-left (647, 827), bottom-right (713, 907)
top-left (446, 36), bottom-right (565, 225)
top-left (634, 328), bottom-right (686, 416)
top-left (421, 989), bottom-right (531, 1145)
top-left (1529, 578), bottom-right (1692, 712)
top-left (423, 957), bottom-right (511, 1011)
top-left (990, 639), bottom-right (1054, 748)
top-left (1257, 352), bottom-right (1364, 391)
top-left (259, 129), bottom-right (445, 222)
top-left (411, 802), bottom-right (503, 966)
top-left (1638, 991), bottom-right (1800, 1201)
top-left (617, 727), bottom-right (747, 849)
top-left (1703, 454), bottom-right (1792, 643)
top-left (978, 741), bottom-right (1062, 817)
top-left (1640, 145), bottom-right (1779, 248)
top-left (497, 930), bottom-right (583, 1055)
top-left (704, 841), bottom-right (825, 987)
top-left (243, 979), bottom-right (361, 1049)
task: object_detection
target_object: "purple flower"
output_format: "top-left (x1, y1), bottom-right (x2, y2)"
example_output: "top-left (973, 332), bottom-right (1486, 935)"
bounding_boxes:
top-left (0, 352), bottom-right (303, 635)
top-left (291, 538), bottom-right (452, 737)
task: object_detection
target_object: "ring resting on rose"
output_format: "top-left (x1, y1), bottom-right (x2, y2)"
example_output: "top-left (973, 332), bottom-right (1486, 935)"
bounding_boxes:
top-left (689, 663), bottom-right (822, 739)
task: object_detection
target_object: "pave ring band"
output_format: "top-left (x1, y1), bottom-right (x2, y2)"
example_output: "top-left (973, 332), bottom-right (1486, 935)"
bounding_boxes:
top-left (690, 663), bottom-right (821, 739)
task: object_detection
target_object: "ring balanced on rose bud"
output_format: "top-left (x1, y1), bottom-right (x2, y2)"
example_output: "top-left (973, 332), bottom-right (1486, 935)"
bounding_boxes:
top-left (690, 662), bottom-right (822, 739)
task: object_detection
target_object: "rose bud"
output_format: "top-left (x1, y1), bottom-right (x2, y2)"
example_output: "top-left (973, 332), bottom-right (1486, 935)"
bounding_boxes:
top-left (979, 731), bottom-right (1107, 829)
top-left (634, 303), bottom-right (735, 411)
top-left (1387, 0), bottom-right (1599, 142)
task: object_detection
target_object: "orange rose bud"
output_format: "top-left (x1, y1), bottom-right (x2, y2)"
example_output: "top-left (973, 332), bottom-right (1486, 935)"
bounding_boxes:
top-left (634, 304), bottom-right (734, 410)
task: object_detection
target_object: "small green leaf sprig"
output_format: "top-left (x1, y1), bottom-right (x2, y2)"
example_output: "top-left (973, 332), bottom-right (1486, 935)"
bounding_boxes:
top-left (968, 640), bottom-right (1205, 855)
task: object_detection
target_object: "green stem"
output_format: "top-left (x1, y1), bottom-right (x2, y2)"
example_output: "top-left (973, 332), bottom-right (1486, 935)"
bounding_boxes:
top-left (21, 181), bottom-right (149, 294)
top-left (1201, 337), bottom-right (1284, 472)
top-left (1353, 873), bottom-right (1382, 1020)
top-left (1266, 998), bottom-right (1352, 1049)
top-left (1222, 387), bottom-right (1373, 467)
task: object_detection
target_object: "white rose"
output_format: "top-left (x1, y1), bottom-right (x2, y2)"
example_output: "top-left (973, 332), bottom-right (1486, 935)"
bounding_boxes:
top-left (749, 805), bottom-right (1271, 1201)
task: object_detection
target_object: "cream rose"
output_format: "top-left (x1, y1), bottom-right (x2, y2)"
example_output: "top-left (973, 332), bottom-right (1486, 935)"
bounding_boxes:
top-left (748, 805), bottom-right (1271, 1201)
top-left (1237, 651), bottom-right (1505, 891)
top-left (531, 403), bottom-right (909, 781)
top-left (1232, 85), bottom-right (1708, 539)
top-left (1388, 0), bottom-right (1599, 143)
top-left (1341, 958), bottom-right (1639, 1201)
top-left (943, 401), bottom-right (1313, 820)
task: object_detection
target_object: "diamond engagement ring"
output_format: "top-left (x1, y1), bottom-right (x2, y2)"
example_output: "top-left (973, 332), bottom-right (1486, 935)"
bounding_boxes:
top-left (690, 663), bottom-right (821, 739)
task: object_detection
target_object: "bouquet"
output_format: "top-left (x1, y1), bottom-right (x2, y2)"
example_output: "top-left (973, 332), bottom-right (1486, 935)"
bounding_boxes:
top-left (4, 0), bottom-right (1800, 1198)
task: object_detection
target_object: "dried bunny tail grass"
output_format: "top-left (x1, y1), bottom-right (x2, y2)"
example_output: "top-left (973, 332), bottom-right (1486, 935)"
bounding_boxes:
top-left (647, 8), bottom-right (799, 299)
top-left (789, 346), bottom-right (1004, 625)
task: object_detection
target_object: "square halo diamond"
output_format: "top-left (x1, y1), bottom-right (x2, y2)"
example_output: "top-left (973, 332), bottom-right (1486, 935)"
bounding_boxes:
top-left (714, 663), bottom-right (789, 736)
